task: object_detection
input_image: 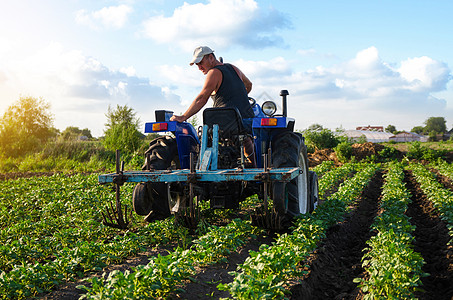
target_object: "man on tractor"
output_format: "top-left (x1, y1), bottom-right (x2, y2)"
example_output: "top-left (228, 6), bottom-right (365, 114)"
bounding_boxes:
top-left (170, 46), bottom-right (256, 167)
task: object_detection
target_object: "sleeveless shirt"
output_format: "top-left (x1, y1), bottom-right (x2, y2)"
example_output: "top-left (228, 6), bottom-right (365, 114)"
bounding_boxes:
top-left (211, 64), bottom-right (254, 118)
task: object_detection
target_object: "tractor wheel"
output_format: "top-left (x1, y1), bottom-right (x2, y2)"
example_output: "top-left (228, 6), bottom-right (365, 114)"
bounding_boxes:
top-left (309, 171), bottom-right (319, 212)
top-left (132, 136), bottom-right (185, 221)
top-left (272, 131), bottom-right (310, 217)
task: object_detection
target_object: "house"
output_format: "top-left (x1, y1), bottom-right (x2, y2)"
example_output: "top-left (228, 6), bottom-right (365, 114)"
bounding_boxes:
top-left (355, 126), bottom-right (384, 132)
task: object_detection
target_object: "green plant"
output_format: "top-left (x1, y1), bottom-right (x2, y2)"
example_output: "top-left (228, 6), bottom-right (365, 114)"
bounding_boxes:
top-left (302, 126), bottom-right (339, 152)
top-left (221, 164), bottom-right (378, 299)
top-left (355, 162), bottom-right (427, 299)
top-left (334, 142), bottom-right (353, 162)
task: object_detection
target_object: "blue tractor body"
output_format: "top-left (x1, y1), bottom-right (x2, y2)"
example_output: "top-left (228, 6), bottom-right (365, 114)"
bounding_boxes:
top-left (98, 90), bottom-right (318, 230)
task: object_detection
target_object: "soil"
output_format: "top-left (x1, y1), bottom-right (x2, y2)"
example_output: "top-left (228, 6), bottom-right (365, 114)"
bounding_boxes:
top-left (169, 235), bottom-right (275, 299)
top-left (307, 142), bottom-right (400, 167)
top-left (288, 171), bottom-right (383, 300)
top-left (405, 171), bottom-right (453, 300)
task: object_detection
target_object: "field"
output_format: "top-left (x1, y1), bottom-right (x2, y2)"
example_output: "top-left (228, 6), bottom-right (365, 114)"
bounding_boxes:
top-left (0, 144), bottom-right (452, 299)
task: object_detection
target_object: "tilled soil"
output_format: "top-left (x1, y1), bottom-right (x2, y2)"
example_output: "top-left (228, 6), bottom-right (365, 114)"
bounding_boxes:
top-left (169, 235), bottom-right (275, 299)
top-left (31, 166), bottom-right (453, 299)
top-left (405, 171), bottom-right (453, 300)
top-left (289, 171), bottom-right (383, 300)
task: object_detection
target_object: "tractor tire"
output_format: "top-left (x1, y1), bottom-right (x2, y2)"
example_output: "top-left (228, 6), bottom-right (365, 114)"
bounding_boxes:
top-left (272, 131), bottom-right (310, 217)
top-left (133, 136), bottom-right (184, 221)
top-left (309, 171), bottom-right (319, 212)
top-left (132, 183), bottom-right (152, 216)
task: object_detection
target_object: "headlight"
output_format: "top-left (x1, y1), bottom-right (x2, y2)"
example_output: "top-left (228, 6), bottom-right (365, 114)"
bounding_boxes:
top-left (262, 101), bottom-right (277, 116)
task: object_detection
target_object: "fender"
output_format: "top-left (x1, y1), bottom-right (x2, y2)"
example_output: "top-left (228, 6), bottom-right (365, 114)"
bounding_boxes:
top-left (144, 121), bottom-right (199, 169)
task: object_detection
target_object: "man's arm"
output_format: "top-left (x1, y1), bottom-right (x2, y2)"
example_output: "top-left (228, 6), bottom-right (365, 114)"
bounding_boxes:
top-left (170, 69), bottom-right (222, 122)
top-left (232, 65), bottom-right (252, 94)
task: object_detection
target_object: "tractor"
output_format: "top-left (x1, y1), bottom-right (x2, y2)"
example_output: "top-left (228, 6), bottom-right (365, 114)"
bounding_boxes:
top-left (99, 90), bottom-right (319, 230)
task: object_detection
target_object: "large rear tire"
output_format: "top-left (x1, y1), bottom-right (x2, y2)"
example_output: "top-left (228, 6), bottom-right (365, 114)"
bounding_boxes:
top-left (272, 131), bottom-right (310, 217)
top-left (132, 136), bottom-right (184, 221)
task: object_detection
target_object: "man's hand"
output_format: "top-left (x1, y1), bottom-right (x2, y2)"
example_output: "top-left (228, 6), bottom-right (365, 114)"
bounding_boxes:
top-left (170, 115), bottom-right (187, 122)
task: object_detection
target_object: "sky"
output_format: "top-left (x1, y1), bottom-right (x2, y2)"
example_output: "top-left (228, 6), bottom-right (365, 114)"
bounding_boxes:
top-left (0, 0), bottom-right (452, 137)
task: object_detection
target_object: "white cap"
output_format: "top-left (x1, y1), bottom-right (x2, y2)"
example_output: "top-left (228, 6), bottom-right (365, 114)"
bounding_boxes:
top-left (189, 46), bottom-right (214, 65)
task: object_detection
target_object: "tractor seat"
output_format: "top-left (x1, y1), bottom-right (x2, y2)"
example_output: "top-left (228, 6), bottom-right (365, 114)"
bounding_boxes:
top-left (203, 107), bottom-right (246, 137)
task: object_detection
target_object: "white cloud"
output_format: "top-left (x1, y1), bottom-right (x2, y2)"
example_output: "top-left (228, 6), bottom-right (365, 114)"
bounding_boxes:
top-left (0, 42), bottom-right (183, 136)
top-left (141, 0), bottom-right (290, 51)
top-left (398, 56), bottom-right (450, 91)
top-left (75, 5), bottom-right (133, 30)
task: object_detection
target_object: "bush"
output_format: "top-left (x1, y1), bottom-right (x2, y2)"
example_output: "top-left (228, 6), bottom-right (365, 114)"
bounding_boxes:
top-left (334, 142), bottom-right (353, 162)
top-left (303, 128), bottom-right (339, 153)
top-left (406, 141), bottom-right (445, 161)
top-left (378, 147), bottom-right (400, 161)
top-left (103, 124), bottom-right (144, 154)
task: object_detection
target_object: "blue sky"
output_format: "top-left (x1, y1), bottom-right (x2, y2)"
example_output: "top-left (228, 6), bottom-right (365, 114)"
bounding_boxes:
top-left (0, 0), bottom-right (452, 137)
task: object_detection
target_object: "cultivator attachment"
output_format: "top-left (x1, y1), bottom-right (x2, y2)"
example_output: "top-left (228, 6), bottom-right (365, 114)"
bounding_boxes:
top-left (250, 151), bottom-right (288, 231)
top-left (251, 207), bottom-right (286, 231)
top-left (98, 145), bottom-right (301, 230)
top-left (101, 150), bottom-right (132, 229)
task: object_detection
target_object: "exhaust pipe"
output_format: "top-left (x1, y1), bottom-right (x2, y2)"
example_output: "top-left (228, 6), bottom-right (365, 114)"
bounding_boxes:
top-left (280, 90), bottom-right (289, 117)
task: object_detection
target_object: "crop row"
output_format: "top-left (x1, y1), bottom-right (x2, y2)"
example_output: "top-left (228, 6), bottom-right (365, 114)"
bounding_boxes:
top-left (311, 160), bottom-right (335, 177)
top-left (355, 162), bottom-right (426, 299)
top-left (410, 163), bottom-right (453, 242)
top-left (317, 162), bottom-right (355, 198)
top-left (220, 163), bottom-right (378, 299)
top-left (431, 159), bottom-right (453, 181)
top-left (0, 175), bottom-right (189, 299)
top-left (79, 218), bottom-right (260, 299)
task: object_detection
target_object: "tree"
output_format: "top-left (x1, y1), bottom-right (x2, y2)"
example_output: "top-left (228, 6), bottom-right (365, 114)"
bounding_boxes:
top-left (61, 126), bottom-right (92, 140)
top-left (411, 126), bottom-right (425, 134)
top-left (103, 104), bottom-right (143, 153)
top-left (302, 124), bottom-right (339, 152)
top-left (385, 125), bottom-right (397, 134)
top-left (424, 117), bottom-right (446, 134)
top-left (0, 96), bottom-right (56, 157)
top-left (105, 104), bottom-right (139, 130)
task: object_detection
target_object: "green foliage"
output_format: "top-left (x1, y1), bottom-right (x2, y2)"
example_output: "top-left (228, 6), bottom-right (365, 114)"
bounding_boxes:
top-left (302, 125), bottom-right (339, 153)
top-left (103, 105), bottom-right (144, 154)
top-left (377, 146), bottom-right (400, 161)
top-left (60, 126), bottom-right (92, 140)
top-left (411, 126), bottom-right (425, 134)
top-left (385, 124), bottom-right (397, 134)
top-left (222, 164), bottom-right (378, 299)
top-left (334, 141), bottom-right (353, 162)
top-left (0, 97), bottom-right (56, 157)
top-left (80, 219), bottom-right (258, 299)
top-left (103, 123), bottom-right (144, 154)
top-left (410, 117), bottom-right (447, 135)
top-left (410, 163), bottom-right (453, 242)
top-left (0, 174), bottom-right (192, 298)
top-left (424, 116), bottom-right (447, 134)
top-left (406, 141), bottom-right (445, 161)
top-left (355, 162), bottom-right (426, 299)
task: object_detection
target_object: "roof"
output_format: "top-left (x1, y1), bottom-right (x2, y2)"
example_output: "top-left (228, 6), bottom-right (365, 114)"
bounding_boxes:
top-left (339, 130), bottom-right (394, 143)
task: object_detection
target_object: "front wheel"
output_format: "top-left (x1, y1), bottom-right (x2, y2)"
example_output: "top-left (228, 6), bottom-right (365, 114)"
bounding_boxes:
top-left (272, 131), bottom-right (310, 217)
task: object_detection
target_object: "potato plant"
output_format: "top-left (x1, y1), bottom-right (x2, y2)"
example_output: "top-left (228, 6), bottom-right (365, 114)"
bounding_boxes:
top-left (0, 174), bottom-right (189, 299)
top-left (410, 163), bottom-right (453, 242)
top-left (355, 162), bottom-right (427, 299)
top-left (220, 164), bottom-right (378, 299)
